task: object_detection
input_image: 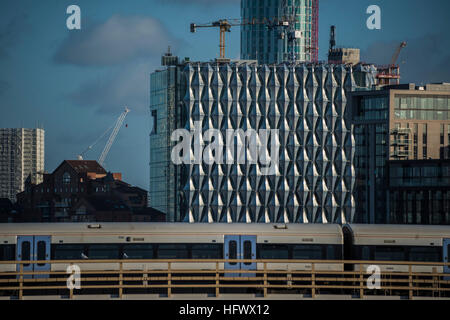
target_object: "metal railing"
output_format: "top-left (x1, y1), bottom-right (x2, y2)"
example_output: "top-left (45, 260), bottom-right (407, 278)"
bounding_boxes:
top-left (1, 259), bottom-right (449, 299)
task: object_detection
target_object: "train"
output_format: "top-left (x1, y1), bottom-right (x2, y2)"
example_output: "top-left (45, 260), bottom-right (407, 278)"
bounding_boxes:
top-left (0, 223), bottom-right (449, 277)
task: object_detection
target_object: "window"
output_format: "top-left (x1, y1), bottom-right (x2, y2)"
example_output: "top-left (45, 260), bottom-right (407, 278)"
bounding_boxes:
top-left (21, 241), bottom-right (31, 266)
top-left (53, 244), bottom-right (85, 260)
top-left (258, 244), bottom-right (289, 259)
top-left (243, 240), bottom-right (252, 265)
top-left (327, 245), bottom-right (341, 260)
top-left (374, 246), bottom-right (405, 261)
top-left (361, 246), bottom-right (371, 260)
top-left (157, 244), bottom-right (188, 259)
top-left (292, 244), bottom-right (323, 260)
top-left (37, 241), bottom-right (46, 266)
top-left (88, 244), bottom-right (120, 259)
top-left (191, 244), bottom-right (222, 259)
top-left (409, 247), bottom-right (440, 262)
top-left (123, 244), bottom-right (154, 259)
top-left (0, 244), bottom-right (15, 261)
top-left (228, 240), bottom-right (237, 265)
top-left (63, 172), bottom-right (71, 184)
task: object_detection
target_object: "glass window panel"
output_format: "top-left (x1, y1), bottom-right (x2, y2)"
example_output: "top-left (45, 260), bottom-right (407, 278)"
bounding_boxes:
top-left (191, 244), bottom-right (222, 259)
top-left (88, 244), bottom-right (120, 259)
top-left (37, 241), bottom-right (46, 266)
top-left (0, 245), bottom-right (15, 261)
top-left (258, 244), bottom-right (289, 259)
top-left (292, 244), bottom-right (323, 259)
top-left (53, 244), bottom-right (85, 260)
top-left (123, 244), bottom-right (154, 259)
top-left (228, 240), bottom-right (237, 265)
top-left (21, 241), bottom-right (31, 266)
top-left (374, 246), bottom-right (405, 261)
top-left (157, 244), bottom-right (188, 259)
top-left (243, 240), bottom-right (252, 265)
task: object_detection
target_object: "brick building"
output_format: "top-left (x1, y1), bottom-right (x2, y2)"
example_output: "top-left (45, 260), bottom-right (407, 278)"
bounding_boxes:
top-left (15, 160), bottom-right (164, 222)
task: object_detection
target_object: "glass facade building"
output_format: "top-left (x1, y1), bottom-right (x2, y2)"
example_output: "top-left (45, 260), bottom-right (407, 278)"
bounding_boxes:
top-left (149, 66), bottom-right (182, 221)
top-left (150, 56), bottom-right (377, 223)
top-left (240, 0), bottom-right (318, 64)
top-left (389, 160), bottom-right (450, 225)
top-left (351, 83), bottom-right (450, 224)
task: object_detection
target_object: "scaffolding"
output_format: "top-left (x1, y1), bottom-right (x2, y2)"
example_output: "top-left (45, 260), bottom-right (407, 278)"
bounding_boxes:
top-left (376, 65), bottom-right (401, 86)
top-left (390, 127), bottom-right (412, 159)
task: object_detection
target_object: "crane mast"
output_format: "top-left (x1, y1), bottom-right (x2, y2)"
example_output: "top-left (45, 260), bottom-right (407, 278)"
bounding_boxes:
top-left (98, 107), bottom-right (130, 166)
top-left (78, 107), bottom-right (130, 167)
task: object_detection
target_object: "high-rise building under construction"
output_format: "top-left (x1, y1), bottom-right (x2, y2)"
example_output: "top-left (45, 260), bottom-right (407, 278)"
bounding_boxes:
top-left (240, 0), bottom-right (319, 64)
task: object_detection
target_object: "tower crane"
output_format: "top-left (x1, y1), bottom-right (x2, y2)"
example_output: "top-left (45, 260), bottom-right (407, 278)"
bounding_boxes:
top-left (77, 107), bottom-right (130, 167)
top-left (390, 41), bottom-right (407, 66)
top-left (190, 18), bottom-right (286, 60)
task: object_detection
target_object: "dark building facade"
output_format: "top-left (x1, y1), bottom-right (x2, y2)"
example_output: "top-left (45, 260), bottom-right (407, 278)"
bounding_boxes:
top-left (388, 159), bottom-right (450, 225)
top-left (15, 160), bottom-right (164, 222)
top-left (351, 83), bottom-right (450, 223)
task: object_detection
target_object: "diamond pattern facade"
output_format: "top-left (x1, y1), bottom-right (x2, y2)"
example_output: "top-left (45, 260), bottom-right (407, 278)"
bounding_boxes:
top-left (177, 62), bottom-right (376, 223)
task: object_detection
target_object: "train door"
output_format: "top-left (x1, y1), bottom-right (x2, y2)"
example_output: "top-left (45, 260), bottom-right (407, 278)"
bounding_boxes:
top-left (224, 235), bottom-right (240, 277)
top-left (444, 238), bottom-right (450, 279)
top-left (224, 235), bottom-right (256, 277)
top-left (16, 236), bottom-right (51, 279)
top-left (240, 236), bottom-right (256, 277)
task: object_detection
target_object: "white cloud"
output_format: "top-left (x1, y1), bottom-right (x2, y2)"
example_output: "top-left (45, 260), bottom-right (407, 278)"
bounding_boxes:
top-left (68, 60), bottom-right (156, 114)
top-left (54, 15), bottom-right (180, 66)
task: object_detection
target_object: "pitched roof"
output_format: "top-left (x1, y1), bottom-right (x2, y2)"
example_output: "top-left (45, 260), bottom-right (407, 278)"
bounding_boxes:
top-left (64, 160), bottom-right (107, 174)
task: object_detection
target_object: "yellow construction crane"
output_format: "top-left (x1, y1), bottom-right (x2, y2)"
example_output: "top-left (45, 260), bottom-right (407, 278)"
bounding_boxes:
top-left (190, 19), bottom-right (239, 60)
top-left (190, 18), bottom-right (284, 60)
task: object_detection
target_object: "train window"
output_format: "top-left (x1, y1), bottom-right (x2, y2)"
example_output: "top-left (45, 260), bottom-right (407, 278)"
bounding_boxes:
top-left (123, 244), bottom-right (154, 259)
top-left (408, 247), bottom-right (441, 262)
top-left (157, 244), bottom-right (189, 259)
top-left (374, 246), bottom-right (405, 261)
top-left (228, 241), bottom-right (237, 265)
top-left (21, 241), bottom-right (31, 266)
top-left (257, 244), bottom-right (289, 259)
top-left (0, 244), bottom-right (15, 261)
top-left (36, 241), bottom-right (46, 266)
top-left (191, 244), bottom-right (222, 259)
top-left (326, 245), bottom-right (342, 260)
top-left (361, 246), bottom-right (371, 260)
top-left (292, 245), bottom-right (323, 260)
top-left (88, 244), bottom-right (120, 259)
top-left (243, 241), bottom-right (252, 265)
top-left (53, 244), bottom-right (85, 260)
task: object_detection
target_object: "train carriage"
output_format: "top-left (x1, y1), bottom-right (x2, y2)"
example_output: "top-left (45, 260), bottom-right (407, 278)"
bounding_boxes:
top-left (343, 224), bottom-right (450, 273)
top-left (0, 223), bottom-right (345, 277)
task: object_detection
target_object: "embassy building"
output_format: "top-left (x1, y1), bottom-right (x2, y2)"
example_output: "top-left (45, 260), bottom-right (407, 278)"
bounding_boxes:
top-left (149, 50), bottom-right (377, 223)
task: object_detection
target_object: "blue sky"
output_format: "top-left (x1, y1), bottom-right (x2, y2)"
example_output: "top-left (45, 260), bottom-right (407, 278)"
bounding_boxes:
top-left (1, 0), bottom-right (449, 190)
